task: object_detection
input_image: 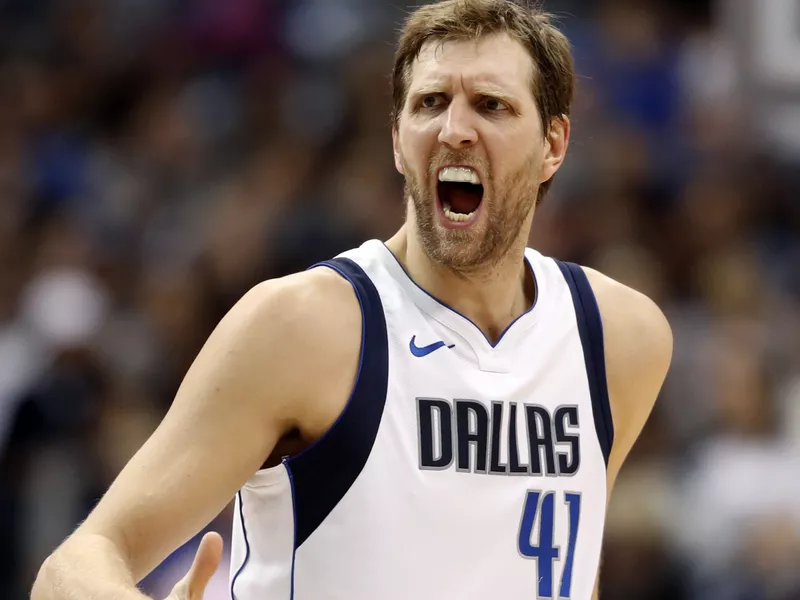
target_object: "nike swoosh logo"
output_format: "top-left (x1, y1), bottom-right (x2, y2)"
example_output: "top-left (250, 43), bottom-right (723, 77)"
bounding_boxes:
top-left (409, 335), bottom-right (454, 357)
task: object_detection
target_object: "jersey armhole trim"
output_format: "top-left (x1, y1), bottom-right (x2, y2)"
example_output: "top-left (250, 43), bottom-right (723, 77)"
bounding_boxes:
top-left (285, 257), bottom-right (390, 550)
top-left (230, 491), bottom-right (251, 600)
top-left (555, 260), bottom-right (614, 465)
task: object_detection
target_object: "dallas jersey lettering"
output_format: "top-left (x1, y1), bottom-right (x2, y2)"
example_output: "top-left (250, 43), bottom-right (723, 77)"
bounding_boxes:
top-left (229, 239), bottom-right (614, 600)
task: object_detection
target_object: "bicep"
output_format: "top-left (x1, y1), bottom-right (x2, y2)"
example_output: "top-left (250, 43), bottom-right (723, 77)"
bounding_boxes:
top-left (79, 284), bottom-right (295, 581)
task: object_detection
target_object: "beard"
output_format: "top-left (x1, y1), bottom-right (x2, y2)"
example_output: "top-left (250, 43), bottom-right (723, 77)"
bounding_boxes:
top-left (403, 149), bottom-right (539, 275)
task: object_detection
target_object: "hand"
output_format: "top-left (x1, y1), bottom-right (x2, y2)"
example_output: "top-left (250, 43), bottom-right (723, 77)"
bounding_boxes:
top-left (165, 532), bottom-right (223, 600)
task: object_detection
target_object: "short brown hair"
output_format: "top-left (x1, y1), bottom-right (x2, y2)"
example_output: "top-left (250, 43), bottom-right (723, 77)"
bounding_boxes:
top-left (391, 0), bottom-right (574, 200)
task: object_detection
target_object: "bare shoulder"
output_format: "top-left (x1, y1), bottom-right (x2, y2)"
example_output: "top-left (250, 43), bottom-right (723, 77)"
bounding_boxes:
top-left (239, 266), bottom-right (362, 424)
top-left (179, 264), bottom-right (363, 447)
top-left (580, 267), bottom-right (673, 478)
top-left (246, 266), bottom-right (362, 354)
top-left (581, 267), bottom-right (673, 374)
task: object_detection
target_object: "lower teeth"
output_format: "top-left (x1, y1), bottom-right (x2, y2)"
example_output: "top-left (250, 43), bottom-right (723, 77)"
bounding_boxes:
top-left (443, 203), bottom-right (475, 222)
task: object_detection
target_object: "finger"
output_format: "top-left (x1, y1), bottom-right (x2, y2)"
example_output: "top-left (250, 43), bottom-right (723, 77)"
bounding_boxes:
top-left (169, 532), bottom-right (223, 600)
top-left (185, 532), bottom-right (223, 598)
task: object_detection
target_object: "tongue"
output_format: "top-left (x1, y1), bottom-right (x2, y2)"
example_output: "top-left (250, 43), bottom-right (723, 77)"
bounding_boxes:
top-left (448, 183), bottom-right (482, 214)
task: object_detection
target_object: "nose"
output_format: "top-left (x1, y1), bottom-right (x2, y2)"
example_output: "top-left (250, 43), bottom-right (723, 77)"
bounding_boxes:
top-left (437, 98), bottom-right (478, 149)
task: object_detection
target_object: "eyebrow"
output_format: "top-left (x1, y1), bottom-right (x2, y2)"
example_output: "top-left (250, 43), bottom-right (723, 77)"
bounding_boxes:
top-left (409, 83), bottom-right (521, 103)
top-left (472, 86), bottom-right (519, 103)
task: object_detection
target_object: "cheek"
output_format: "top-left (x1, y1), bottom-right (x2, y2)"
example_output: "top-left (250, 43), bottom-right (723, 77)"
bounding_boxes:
top-left (498, 137), bottom-right (543, 178)
top-left (400, 123), bottom-right (437, 167)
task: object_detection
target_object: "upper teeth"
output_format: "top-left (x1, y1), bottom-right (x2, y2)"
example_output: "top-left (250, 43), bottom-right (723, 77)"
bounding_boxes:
top-left (438, 166), bottom-right (481, 185)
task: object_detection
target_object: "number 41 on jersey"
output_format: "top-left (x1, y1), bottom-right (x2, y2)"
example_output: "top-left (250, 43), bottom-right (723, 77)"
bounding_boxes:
top-left (518, 490), bottom-right (581, 598)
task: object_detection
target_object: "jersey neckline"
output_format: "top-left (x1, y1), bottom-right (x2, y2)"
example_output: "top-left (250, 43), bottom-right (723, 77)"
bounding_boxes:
top-left (371, 240), bottom-right (544, 367)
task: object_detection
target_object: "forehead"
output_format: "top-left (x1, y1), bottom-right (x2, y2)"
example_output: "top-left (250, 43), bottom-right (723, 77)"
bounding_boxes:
top-left (408, 33), bottom-right (534, 96)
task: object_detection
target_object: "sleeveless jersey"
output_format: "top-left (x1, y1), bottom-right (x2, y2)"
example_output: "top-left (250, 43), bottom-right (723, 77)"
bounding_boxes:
top-left (229, 239), bottom-right (614, 600)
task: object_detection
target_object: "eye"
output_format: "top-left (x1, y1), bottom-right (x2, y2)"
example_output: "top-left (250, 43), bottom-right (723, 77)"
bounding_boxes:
top-left (482, 96), bottom-right (508, 112)
top-left (421, 94), bottom-right (444, 109)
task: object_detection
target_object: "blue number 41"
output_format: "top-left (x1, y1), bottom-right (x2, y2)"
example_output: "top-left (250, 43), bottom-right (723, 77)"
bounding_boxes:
top-left (518, 490), bottom-right (581, 598)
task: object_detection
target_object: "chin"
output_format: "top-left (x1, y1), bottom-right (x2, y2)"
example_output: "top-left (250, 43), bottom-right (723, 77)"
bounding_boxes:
top-left (407, 182), bottom-right (505, 271)
top-left (422, 230), bottom-right (497, 273)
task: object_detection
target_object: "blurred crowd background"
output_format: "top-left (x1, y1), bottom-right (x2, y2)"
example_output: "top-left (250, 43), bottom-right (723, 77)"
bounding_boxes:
top-left (1, 0), bottom-right (799, 599)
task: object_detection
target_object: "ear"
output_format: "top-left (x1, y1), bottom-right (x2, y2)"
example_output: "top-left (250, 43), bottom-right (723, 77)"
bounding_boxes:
top-left (539, 116), bottom-right (570, 185)
top-left (392, 127), bottom-right (405, 175)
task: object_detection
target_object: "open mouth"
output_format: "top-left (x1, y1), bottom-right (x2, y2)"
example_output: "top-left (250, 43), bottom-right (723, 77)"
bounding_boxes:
top-left (436, 167), bottom-right (484, 224)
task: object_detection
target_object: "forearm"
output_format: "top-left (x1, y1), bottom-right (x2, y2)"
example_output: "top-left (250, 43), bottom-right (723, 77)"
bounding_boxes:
top-left (31, 533), bottom-right (150, 600)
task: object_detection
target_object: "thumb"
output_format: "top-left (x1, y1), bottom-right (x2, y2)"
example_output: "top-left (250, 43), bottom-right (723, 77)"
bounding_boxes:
top-left (169, 532), bottom-right (223, 600)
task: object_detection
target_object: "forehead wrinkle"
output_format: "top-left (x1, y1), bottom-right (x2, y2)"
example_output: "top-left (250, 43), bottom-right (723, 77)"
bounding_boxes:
top-left (411, 40), bottom-right (531, 95)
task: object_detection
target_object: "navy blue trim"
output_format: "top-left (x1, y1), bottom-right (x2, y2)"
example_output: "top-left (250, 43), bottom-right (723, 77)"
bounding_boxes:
top-left (556, 261), bottom-right (614, 465)
top-left (286, 257), bottom-right (389, 549)
top-left (380, 242), bottom-right (537, 348)
top-left (285, 460), bottom-right (297, 599)
top-left (229, 491), bottom-right (250, 600)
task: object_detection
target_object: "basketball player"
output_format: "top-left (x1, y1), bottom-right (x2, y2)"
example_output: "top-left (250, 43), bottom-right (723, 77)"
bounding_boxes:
top-left (31, 1), bottom-right (672, 599)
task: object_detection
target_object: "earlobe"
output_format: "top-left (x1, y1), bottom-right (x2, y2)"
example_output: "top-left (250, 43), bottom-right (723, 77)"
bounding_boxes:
top-left (392, 128), bottom-right (405, 175)
top-left (540, 116), bottom-right (570, 183)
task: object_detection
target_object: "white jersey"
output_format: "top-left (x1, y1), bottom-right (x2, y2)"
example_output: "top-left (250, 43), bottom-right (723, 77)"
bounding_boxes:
top-left (229, 239), bottom-right (614, 600)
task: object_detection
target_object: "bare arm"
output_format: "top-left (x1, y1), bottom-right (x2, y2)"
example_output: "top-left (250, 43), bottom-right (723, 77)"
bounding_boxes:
top-left (31, 268), bottom-right (361, 600)
top-left (585, 267), bottom-right (674, 600)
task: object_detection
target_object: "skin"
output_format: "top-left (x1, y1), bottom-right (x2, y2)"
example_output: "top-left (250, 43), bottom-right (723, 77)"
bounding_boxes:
top-left (31, 33), bottom-right (672, 600)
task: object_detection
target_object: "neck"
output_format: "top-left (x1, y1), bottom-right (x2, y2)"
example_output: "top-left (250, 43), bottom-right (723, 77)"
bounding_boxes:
top-left (384, 225), bottom-right (535, 344)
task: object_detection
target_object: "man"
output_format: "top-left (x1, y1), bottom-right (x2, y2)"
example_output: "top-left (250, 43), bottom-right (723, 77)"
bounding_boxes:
top-left (31, 1), bottom-right (672, 599)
